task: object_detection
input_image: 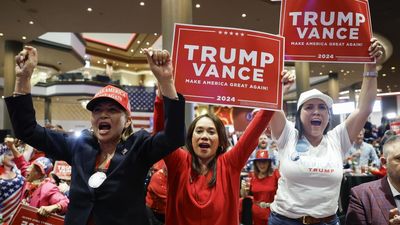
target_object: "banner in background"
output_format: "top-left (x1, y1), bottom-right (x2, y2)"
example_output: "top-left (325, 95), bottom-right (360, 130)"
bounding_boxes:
top-left (280, 0), bottom-right (373, 63)
top-left (172, 23), bottom-right (284, 110)
top-left (53, 161), bottom-right (71, 180)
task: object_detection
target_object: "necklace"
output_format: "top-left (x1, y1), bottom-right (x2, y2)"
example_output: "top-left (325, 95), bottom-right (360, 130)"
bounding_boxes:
top-left (96, 152), bottom-right (115, 171)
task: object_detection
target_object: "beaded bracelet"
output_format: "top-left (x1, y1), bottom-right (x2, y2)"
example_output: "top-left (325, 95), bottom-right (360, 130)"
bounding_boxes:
top-left (363, 71), bottom-right (378, 77)
top-left (12, 92), bottom-right (28, 97)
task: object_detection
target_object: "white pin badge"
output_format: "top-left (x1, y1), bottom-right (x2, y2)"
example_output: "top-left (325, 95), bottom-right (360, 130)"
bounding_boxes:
top-left (121, 148), bottom-right (128, 155)
top-left (88, 171), bottom-right (107, 188)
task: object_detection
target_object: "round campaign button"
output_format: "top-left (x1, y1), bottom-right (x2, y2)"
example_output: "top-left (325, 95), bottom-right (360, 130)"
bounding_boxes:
top-left (88, 171), bottom-right (107, 188)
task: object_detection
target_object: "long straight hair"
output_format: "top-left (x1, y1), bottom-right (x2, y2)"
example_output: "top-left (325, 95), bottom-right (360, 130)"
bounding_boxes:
top-left (185, 114), bottom-right (229, 187)
top-left (253, 160), bottom-right (273, 177)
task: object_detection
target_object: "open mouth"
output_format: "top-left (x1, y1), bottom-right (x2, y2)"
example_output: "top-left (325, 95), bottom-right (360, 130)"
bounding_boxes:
top-left (199, 143), bottom-right (210, 148)
top-left (310, 119), bottom-right (322, 126)
top-left (98, 122), bottom-right (111, 134)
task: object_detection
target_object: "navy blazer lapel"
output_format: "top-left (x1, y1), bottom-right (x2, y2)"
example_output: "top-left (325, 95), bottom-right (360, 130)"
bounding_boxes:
top-left (79, 145), bottom-right (98, 191)
top-left (107, 150), bottom-right (124, 176)
top-left (374, 177), bottom-right (396, 222)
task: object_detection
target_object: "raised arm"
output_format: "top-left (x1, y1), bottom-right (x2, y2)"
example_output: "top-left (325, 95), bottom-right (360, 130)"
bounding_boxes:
top-left (142, 49), bottom-right (185, 163)
top-left (6, 47), bottom-right (74, 163)
top-left (270, 70), bottom-right (296, 141)
top-left (345, 38), bottom-right (385, 142)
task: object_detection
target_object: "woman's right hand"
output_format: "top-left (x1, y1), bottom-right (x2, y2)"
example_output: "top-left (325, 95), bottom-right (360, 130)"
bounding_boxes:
top-left (15, 46), bottom-right (38, 79)
top-left (281, 70), bottom-right (295, 95)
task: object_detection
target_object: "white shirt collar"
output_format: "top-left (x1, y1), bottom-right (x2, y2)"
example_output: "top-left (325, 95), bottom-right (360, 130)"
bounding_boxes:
top-left (387, 176), bottom-right (400, 197)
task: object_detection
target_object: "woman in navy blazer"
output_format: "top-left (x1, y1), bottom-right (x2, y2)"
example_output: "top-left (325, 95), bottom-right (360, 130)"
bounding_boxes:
top-left (5, 46), bottom-right (185, 225)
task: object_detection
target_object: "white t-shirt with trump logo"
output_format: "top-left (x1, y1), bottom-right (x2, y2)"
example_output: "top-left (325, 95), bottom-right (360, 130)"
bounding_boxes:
top-left (270, 120), bottom-right (351, 219)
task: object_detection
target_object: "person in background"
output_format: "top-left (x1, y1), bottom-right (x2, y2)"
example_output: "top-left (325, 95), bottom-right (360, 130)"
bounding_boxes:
top-left (50, 161), bottom-right (72, 197)
top-left (5, 46), bottom-right (185, 225)
top-left (153, 91), bottom-right (274, 225)
top-left (0, 136), bottom-right (24, 224)
top-left (146, 160), bottom-right (168, 225)
top-left (6, 137), bottom-right (69, 216)
top-left (346, 135), bottom-right (400, 225)
top-left (244, 132), bottom-right (272, 172)
top-left (378, 116), bottom-right (391, 140)
top-left (268, 38), bottom-right (384, 225)
top-left (346, 128), bottom-right (380, 168)
top-left (241, 149), bottom-right (280, 225)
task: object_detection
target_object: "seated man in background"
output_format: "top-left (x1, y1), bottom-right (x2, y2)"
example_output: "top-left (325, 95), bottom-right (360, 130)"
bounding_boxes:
top-left (346, 135), bottom-right (400, 225)
top-left (346, 128), bottom-right (380, 168)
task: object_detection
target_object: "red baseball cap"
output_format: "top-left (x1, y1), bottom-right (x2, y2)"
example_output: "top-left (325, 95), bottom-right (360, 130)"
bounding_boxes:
top-left (86, 85), bottom-right (131, 114)
top-left (254, 150), bottom-right (272, 161)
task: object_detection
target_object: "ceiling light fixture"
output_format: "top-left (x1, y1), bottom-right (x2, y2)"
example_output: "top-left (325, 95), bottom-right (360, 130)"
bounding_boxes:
top-left (106, 48), bottom-right (110, 52)
top-left (241, 13), bottom-right (247, 18)
top-left (140, 2), bottom-right (145, 6)
top-left (130, 49), bottom-right (134, 52)
top-left (146, 42), bottom-right (150, 45)
top-left (195, 4), bottom-right (201, 8)
top-left (22, 36), bottom-right (27, 40)
top-left (137, 40), bottom-right (141, 44)
top-left (154, 33), bottom-right (158, 36)
top-left (87, 8), bottom-right (93, 12)
top-left (29, 21), bottom-right (34, 25)
top-left (0, 33), bottom-right (3, 37)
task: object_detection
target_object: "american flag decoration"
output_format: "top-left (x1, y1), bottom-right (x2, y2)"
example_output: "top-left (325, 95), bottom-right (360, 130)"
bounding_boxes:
top-left (0, 173), bottom-right (24, 224)
top-left (124, 85), bottom-right (156, 132)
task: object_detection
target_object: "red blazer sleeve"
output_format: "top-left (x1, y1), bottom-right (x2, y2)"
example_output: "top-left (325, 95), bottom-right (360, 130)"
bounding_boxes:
top-left (152, 95), bottom-right (165, 134)
top-left (13, 155), bottom-right (31, 177)
top-left (224, 110), bottom-right (274, 171)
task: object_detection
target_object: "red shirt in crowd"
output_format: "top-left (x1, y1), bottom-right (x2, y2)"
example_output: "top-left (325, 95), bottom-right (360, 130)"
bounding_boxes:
top-left (249, 170), bottom-right (280, 225)
top-left (153, 96), bottom-right (274, 225)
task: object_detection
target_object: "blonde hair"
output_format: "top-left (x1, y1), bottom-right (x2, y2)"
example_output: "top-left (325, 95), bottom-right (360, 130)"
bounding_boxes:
top-left (121, 111), bottom-right (134, 141)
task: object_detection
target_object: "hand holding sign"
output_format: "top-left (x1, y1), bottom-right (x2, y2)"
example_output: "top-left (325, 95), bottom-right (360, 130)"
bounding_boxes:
top-left (369, 38), bottom-right (385, 63)
top-left (172, 23), bottom-right (284, 110)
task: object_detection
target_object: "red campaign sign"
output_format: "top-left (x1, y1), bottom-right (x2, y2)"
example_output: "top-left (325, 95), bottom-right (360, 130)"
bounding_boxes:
top-left (280, 0), bottom-right (373, 63)
top-left (172, 24), bottom-right (284, 110)
top-left (9, 204), bottom-right (64, 225)
top-left (53, 161), bottom-right (71, 180)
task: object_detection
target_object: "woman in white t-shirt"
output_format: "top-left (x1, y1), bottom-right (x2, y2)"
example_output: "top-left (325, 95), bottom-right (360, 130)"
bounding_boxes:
top-left (268, 38), bottom-right (384, 225)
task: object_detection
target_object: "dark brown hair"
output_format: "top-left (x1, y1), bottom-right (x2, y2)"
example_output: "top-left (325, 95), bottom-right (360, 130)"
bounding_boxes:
top-left (186, 114), bottom-right (229, 187)
top-left (253, 159), bottom-right (273, 177)
top-left (294, 104), bottom-right (332, 140)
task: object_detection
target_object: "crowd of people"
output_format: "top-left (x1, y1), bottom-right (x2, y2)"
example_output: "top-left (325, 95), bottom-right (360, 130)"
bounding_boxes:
top-left (0, 35), bottom-right (398, 225)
